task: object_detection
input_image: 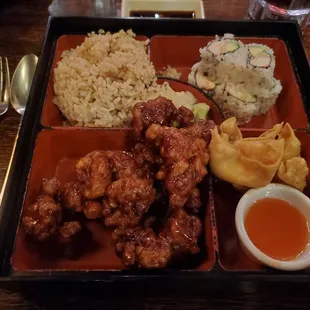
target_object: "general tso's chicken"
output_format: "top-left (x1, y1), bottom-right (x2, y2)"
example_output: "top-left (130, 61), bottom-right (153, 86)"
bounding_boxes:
top-left (105, 150), bottom-right (138, 180)
top-left (102, 176), bottom-right (156, 228)
top-left (76, 151), bottom-right (111, 199)
top-left (41, 177), bottom-right (60, 197)
top-left (22, 195), bottom-right (62, 241)
top-left (113, 227), bottom-right (171, 268)
top-left (59, 221), bottom-right (82, 244)
top-left (131, 143), bottom-right (157, 179)
top-left (58, 221), bottom-right (82, 258)
top-left (132, 96), bottom-right (177, 137)
top-left (84, 201), bottom-right (103, 219)
top-left (131, 96), bottom-right (196, 137)
top-left (161, 209), bottom-right (202, 256)
top-left (185, 188), bottom-right (202, 213)
top-left (61, 181), bottom-right (84, 212)
top-left (146, 124), bottom-right (209, 208)
top-left (173, 106), bottom-right (194, 127)
top-left (181, 120), bottom-right (216, 144)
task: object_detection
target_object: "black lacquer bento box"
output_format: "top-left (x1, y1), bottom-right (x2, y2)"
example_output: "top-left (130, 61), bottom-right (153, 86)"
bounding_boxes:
top-left (1, 16), bottom-right (310, 283)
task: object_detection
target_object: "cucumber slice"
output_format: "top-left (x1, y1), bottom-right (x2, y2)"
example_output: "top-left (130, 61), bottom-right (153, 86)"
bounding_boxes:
top-left (207, 39), bottom-right (239, 56)
top-left (248, 46), bottom-right (272, 68)
top-left (193, 103), bottom-right (210, 120)
top-left (226, 85), bottom-right (256, 103)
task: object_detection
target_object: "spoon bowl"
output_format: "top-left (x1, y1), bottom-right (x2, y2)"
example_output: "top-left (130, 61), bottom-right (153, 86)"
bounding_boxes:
top-left (10, 54), bottom-right (38, 115)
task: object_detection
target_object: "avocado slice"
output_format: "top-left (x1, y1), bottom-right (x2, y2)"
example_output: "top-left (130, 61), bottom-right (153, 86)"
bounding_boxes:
top-left (226, 84), bottom-right (256, 103)
top-left (193, 103), bottom-right (210, 120)
top-left (195, 72), bottom-right (216, 90)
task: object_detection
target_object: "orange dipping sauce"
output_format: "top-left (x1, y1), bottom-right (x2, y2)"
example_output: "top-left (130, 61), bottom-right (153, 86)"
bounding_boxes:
top-left (245, 198), bottom-right (310, 261)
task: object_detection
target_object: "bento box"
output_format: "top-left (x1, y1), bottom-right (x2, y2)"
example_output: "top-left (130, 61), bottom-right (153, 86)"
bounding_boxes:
top-left (1, 17), bottom-right (310, 283)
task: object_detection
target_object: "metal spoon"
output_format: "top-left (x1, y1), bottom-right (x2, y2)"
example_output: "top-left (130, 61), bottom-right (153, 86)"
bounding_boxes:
top-left (0, 54), bottom-right (38, 203)
top-left (11, 54), bottom-right (38, 115)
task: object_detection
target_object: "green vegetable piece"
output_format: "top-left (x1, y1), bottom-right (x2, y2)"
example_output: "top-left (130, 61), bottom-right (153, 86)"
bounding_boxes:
top-left (192, 103), bottom-right (210, 120)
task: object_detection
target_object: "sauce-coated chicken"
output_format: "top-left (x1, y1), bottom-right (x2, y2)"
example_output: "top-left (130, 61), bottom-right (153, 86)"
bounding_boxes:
top-left (161, 209), bottom-right (202, 256)
top-left (113, 227), bottom-right (171, 268)
top-left (76, 151), bottom-right (112, 199)
top-left (102, 176), bottom-right (156, 228)
top-left (132, 96), bottom-right (195, 137)
top-left (22, 195), bottom-right (62, 241)
top-left (146, 124), bottom-right (209, 208)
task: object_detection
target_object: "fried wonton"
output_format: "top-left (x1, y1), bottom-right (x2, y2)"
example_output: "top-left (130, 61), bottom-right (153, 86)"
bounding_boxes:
top-left (209, 127), bottom-right (284, 188)
top-left (278, 123), bottom-right (301, 162)
top-left (277, 157), bottom-right (309, 191)
top-left (259, 123), bottom-right (283, 139)
top-left (219, 117), bottom-right (242, 143)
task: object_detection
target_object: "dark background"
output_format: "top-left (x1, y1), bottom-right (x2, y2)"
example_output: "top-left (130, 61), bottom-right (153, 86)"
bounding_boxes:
top-left (1, 0), bottom-right (310, 308)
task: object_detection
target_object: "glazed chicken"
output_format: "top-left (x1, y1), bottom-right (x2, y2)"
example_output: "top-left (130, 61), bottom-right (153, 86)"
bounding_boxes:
top-left (113, 209), bottom-right (201, 268)
top-left (131, 142), bottom-right (157, 179)
top-left (61, 181), bottom-right (84, 212)
top-left (113, 227), bottom-right (171, 268)
top-left (132, 96), bottom-right (194, 137)
top-left (22, 195), bottom-right (62, 241)
top-left (105, 150), bottom-right (138, 180)
top-left (41, 177), bottom-right (60, 197)
top-left (181, 120), bottom-right (216, 144)
top-left (84, 201), bottom-right (103, 219)
top-left (161, 209), bottom-right (202, 256)
top-left (102, 176), bottom-right (156, 228)
top-left (185, 188), bottom-right (202, 213)
top-left (76, 150), bottom-right (112, 199)
top-left (146, 124), bottom-right (209, 208)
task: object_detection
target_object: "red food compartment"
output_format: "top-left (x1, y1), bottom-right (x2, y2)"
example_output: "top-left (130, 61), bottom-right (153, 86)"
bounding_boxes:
top-left (150, 35), bottom-right (308, 130)
top-left (40, 34), bottom-right (149, 128)
top-left (213, 129), bottom-right (310, 271)
top-left (11, 129), bottom-right (215, 271)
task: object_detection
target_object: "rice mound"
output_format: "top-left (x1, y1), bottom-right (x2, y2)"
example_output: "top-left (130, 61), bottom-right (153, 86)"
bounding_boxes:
top-left (53, 29), bottom-right (160, 127)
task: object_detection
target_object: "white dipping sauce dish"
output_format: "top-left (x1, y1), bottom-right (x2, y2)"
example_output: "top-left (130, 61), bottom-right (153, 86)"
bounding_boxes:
top-left (235, 183), bottom-right (310, 271)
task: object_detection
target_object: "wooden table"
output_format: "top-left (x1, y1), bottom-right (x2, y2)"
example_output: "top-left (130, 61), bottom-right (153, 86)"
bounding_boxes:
top-left (0, 0), bottom-right (310, 308)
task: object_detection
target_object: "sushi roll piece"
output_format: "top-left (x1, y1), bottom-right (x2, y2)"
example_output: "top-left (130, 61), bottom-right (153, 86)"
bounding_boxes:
top-left (255, 79), bottom-right (283, 115)
top-left (200, 34), bottom-right (247, 65)
top-left (213, 83), bottom-right (259, 124)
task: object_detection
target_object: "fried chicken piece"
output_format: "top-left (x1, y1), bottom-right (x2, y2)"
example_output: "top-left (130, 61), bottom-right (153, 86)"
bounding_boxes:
top-left (76, 150), bottom-right (111, 199)
top-left (105, 150), bottom-right (138, 180)
top-left (41, 177), bottom-right (60, 197)
top-left (22, 195), bottom-right (62, 241)
top-left (113, 227), bottom-right (171, 268)
top-left (181, 120), bottom-right (216, 144)
top-left (132, 96), bottom-right (177, 137)
top-left (131, 143), bottom-right (156, 178)
top-left (58, 221), bottom-right (82, 258)
top-left (173, 106), bottom-right (194, 127)
top-left (59, 221), bottom-right (82, 244)
top-left (161, 209), bottom-right (202, 256)
top-left (146, 124), bottom-right (209, 208)
top-left (61, 181), bottom-right (83, 212)
top-left (186, 188), bottom-right (202, 212)
top-left (102, 176), bottom-right (156, 228)
top-left (84, 201), bottom-right (103, 219)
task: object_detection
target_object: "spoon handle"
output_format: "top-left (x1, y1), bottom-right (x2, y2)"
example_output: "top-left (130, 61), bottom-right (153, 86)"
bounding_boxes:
top-left (0, 122), bottom-right (21, 204)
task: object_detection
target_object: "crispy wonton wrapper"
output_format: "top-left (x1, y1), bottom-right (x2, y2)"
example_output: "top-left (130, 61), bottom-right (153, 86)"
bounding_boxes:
top-left (259, 123), bottom-right (283, 139)
top-left (278, 123), bottom-right (301, 162)
top-left (219, 117), bottom-right (242, 143)
top-left (209, 127), bottom-right (285, 188)
top-left (277, 157), bottom-right (309, 191)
